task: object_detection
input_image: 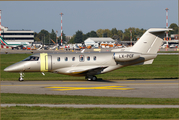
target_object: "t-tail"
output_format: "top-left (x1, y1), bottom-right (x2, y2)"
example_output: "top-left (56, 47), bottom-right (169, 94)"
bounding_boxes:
top-left (130, 28), bottom-right (172, 54)
top-left (0, 36), bottom-right (8, 46)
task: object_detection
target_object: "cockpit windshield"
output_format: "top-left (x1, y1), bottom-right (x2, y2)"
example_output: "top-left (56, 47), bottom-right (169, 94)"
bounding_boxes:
top-left (23, 56), bottom-right (39, 61)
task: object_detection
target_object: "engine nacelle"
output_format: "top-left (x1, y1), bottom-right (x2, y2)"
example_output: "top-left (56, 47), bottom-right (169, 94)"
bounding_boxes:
top-left (113, 52), bottom-right (141, 62)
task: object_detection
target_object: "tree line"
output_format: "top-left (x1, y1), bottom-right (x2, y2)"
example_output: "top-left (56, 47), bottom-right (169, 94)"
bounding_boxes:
top-left (34, 23), bottom-right (178, 45)
top-left (34, 29), bottom-right (66, 45)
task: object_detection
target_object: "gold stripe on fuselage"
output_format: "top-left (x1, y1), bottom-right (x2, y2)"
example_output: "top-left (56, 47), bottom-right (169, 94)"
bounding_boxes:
top-left (40, 53), bottom-right (48, 72)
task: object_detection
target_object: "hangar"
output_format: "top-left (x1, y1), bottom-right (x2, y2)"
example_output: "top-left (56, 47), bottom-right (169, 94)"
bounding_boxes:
top-left (84, 37), bottom-right (115, 48)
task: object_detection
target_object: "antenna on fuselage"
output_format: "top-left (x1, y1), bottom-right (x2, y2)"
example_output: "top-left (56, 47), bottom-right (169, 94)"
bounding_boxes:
top-left (81, 49), bottom-right (85, 53)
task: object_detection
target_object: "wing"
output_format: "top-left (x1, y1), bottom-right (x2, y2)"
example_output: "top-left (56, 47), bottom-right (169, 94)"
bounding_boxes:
top-left (53, 66), bottom-right (108, 76)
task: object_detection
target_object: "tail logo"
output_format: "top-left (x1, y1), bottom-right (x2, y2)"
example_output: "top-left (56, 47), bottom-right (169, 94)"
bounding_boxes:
top-left (1, 39), bottom-right (6, 45)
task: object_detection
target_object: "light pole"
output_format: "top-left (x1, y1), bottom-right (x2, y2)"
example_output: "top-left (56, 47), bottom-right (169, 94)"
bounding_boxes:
top-left (165, 8), bottom-right (169, 48)
top-left (60, 13), bottom-right (63, 46)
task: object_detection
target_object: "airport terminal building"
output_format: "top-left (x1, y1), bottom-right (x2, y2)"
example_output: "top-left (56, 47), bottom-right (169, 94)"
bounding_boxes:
top-left (0, 26), bottom-right (34, 43)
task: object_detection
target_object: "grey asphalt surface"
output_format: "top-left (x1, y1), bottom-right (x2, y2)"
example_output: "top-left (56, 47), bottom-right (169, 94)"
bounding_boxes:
top-left (1, 104), bottom-right (179, 108)
top-left (1, 80), bottom-right (179, 98)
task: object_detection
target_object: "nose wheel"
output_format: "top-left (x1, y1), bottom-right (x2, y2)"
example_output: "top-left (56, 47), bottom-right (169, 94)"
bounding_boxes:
top-left (19, 77), bottom-right (24, 81)
top-left (19, 72), bottom-right (24, 81)
top-left (86, 76), bottom-right (97, 81)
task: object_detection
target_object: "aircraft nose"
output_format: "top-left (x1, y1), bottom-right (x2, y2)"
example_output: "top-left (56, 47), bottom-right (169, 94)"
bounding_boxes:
top-left (4, 62), bottom-right (24, 72)
top-left (4, 65), bottom-right (19, 72)
top-left (4, 67), bottom-right (11, 72)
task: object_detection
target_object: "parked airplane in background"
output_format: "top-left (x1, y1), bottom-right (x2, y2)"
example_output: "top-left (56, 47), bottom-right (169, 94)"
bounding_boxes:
top-left (0, 36), bottom-right (31, 49)
top-left (4, 28), bottom-right (172, 81)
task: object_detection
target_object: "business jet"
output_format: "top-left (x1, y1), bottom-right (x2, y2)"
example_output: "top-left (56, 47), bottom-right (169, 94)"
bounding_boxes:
top-left (0, 36), bottom-right (31, 49)
top-left (4, 28), bottom-right (172, 81)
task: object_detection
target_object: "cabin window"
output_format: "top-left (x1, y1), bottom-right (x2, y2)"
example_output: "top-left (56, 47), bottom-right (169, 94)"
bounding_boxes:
top-left (57, 57), bottom-right (60, 61)
top-left (72, 57), bottom-right (75, 61)
top-left (87, 56), bottom-right (90, 61)
top-left (65, 57), bottom-right (68, 61)
top-left (23, 56), bottom-right (39, 61)
top-left (79, 55), bottom-right (84, 62)
top-left (94, 56), bottom-right (96, 61)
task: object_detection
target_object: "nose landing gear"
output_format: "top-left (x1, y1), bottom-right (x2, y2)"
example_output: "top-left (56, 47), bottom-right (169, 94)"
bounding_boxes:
top-left (19, 72), bottom-right (24, 81)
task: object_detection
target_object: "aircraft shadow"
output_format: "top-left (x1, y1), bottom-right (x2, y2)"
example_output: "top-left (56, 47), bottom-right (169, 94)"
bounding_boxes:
top-left (93, 78), bottom-right (117, 83)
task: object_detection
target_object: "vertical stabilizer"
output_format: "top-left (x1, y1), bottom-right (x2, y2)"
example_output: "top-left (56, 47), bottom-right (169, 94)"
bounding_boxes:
top-left (130, 28), bottom-right (172, 53)
top-left (0, 36), bottom-right (8, 45)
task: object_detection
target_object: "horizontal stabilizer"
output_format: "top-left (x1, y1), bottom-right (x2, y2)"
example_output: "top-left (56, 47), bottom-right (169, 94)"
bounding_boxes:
top-left (133, 59), bottom-right (154, 66)
top-left (148, 28), bottom-right (173, 33)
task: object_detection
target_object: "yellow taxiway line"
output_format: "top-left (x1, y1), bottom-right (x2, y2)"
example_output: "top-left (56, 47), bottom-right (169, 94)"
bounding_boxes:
top-left (45, 86), bottom-right (134, 91)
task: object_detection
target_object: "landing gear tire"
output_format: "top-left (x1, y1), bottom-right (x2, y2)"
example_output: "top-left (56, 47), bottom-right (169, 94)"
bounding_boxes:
top-left (87, 77), bottom-right (92, 81)
top-left (19, 77), bottom-right (24, 81)
top-left (92, 76), bottom-right (97, 81)
top-left (86, 76), bottom-right (97, 81)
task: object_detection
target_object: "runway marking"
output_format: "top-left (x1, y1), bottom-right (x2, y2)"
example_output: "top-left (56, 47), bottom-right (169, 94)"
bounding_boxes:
top-left (45, 86), bottom-right (134, 91)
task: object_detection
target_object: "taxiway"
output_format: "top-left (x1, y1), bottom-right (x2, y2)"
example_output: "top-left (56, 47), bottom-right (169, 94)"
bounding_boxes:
top-left (1, 79), bottom-right (178, 98)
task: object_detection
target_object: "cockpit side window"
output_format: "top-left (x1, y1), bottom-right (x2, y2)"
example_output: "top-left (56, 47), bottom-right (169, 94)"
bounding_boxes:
top-left (23, 56), bottom-right (39, 61)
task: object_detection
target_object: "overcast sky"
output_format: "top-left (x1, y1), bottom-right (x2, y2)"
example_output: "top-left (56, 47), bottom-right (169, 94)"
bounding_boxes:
top-left (0, 0), bottom-right (178, 36)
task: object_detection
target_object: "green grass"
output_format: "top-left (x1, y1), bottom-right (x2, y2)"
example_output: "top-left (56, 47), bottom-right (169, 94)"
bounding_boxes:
top-left (1, 107), bottom-right (179, 120)
top-left (0, 54), bottom-right (178, 81)
top-left (1, 93), bottom-right (179, 105)
top-left (1, 93), bottom-right (179, 119)
top-left (1, 54), bottom-right (178, 120)
top-left (158, 51), bottom-right (179, 53)
top-left (99, 55), bottom-right (178, 80)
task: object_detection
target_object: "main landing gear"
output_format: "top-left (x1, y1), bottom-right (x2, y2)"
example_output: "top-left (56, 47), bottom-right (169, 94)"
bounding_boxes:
top-left (19, 72), bottom-right (24, 81)
top-left (86, 76), bottom-right (97, 81)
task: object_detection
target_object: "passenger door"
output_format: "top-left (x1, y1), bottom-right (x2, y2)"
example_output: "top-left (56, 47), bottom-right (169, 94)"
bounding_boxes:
top-left (45, 55), bottom-right (52, 71)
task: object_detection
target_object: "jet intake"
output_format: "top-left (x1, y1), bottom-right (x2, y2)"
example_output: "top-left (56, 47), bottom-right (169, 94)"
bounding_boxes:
top-left (113, 52), bottom-right (141, 62)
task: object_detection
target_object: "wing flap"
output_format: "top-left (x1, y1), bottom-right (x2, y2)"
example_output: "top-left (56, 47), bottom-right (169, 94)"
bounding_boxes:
top-left (54, 66), bottom-right (108, 76)
top-left (72, 66), bottom-right (108, 76)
